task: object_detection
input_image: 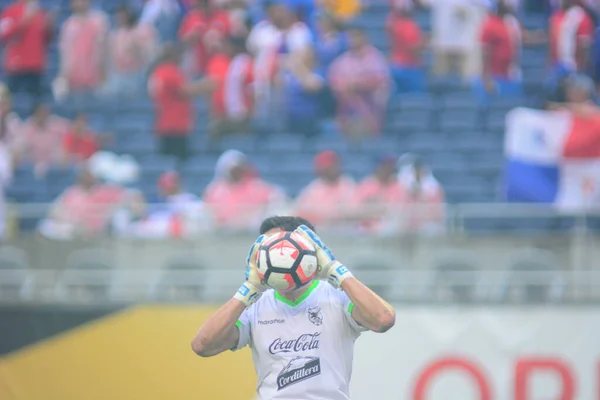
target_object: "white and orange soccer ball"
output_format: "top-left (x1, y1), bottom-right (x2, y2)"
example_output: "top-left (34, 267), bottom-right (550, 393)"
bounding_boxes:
top-left (257, 231), bottom-right (319, 292)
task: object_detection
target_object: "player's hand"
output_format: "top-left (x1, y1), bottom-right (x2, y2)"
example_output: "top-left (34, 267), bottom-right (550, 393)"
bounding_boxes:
top-left (294, 225), bottom-right (353, 289)
top-left (233, 235), bottom-right (269, 307)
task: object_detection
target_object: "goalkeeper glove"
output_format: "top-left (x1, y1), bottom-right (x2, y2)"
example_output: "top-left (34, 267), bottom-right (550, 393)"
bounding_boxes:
top-left (234, 235), bottom-right (269, 307)
top-left (294, 225), bottom-right (353, 289)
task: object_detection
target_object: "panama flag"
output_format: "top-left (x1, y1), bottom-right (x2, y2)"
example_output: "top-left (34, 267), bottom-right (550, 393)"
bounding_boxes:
top-left (504, 108), bottom-right (600, 210)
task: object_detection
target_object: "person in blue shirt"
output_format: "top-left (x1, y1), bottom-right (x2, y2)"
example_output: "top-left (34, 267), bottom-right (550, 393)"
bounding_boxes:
top-left (314, 13), bottom-right (348, 69)
top-left (283, 48), bottom-right (325, 136)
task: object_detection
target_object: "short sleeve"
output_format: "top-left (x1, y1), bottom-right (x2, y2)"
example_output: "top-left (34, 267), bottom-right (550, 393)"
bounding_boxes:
top-left (480, 19), bottom-right (493, 45)
top-left (337, 290), bottom-right (368, 335)
top-left (231, 307), bottom-right (253, 351)
top-left (287, 24), bottom-right (312, 53)
top-left (577, 15), bottom-right (594, 42)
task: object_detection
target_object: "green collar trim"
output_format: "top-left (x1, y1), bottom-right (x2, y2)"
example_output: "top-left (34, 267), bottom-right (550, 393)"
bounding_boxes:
top-left (274, 281), bottom-right (320, 307)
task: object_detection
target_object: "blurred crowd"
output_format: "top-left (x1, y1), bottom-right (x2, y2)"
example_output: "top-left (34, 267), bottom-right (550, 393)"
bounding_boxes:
top-left (2, 0), bottom-right (600, 238)
top-left (37, 149), bottom-right (445, 239)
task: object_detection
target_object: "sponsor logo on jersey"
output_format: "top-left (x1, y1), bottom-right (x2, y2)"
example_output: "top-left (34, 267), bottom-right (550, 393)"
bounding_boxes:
top-left (277, 356), bottom-right (321, 391)
top-left (307, 306), bottom-right (323, 326)
top-left (268, 332), bottom-right (320, 355)
top-left (258, 318), bottom-right (285, 325)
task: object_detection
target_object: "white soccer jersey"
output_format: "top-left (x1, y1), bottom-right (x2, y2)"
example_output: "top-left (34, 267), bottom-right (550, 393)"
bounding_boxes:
top-left (233, 281), bottom-right (366, 400)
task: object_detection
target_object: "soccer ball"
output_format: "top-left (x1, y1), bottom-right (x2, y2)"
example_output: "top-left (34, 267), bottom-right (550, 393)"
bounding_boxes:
top-left (257, 231), bottom-right (319, 292)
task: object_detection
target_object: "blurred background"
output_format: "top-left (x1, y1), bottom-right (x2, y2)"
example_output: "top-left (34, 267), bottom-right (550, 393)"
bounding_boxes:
top-left (0, 0), bottom-right (600, 398)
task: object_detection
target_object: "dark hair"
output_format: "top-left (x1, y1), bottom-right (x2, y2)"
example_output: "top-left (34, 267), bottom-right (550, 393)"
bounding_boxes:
top-left (259, 216), bottom-right (316, 234)
top-left (116, 5), bottom-right (137, 27)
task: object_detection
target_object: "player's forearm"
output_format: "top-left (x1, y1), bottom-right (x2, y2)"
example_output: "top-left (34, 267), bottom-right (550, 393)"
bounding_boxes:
top-left (191, 298), bottom-right (246, 357)
top-left (341, 277), bottom-right (395, 333)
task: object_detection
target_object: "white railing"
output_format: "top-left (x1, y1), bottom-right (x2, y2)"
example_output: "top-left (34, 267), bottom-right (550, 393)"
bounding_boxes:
top-left (0, 269), bottom-right (599, 305)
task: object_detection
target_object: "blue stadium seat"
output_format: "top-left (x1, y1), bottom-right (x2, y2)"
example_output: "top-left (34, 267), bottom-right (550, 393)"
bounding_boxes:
top-left (118, 136), bottom-right (156, 157)
top-left (398, 94), bottom-right (435, 112)
top-left (311, 137), bottom-right (352, 153)
top-left (440, 110), bottom-right (480, 133)
top-left (485, 109), bottom-right (508, 134)
top-left (136, 155), bottom-right (178, 173)
top-left (391, 110), bottom-right (431, 133)
top-left (211, 135), bottom-right (257, 153)
top-left (440, 94), bottom-right (479, 111)
top-left (262, 134), bottom-right (306, 154)
top-left (181, 154), bottom-right (222, 175)
top-left (359, 137), bottom-right (400, 153)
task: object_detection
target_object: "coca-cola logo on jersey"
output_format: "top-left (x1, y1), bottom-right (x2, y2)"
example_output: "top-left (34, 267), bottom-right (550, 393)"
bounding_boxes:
top-left (269, 333), bottom-right (321, 355)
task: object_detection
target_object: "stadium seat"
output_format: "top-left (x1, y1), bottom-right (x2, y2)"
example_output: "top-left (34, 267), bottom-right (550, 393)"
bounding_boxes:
top-left (439, 110), bottom-right (481, 133)
top-left (262, 134), bottom-right (306, 154)
top-left (392, 110), bottom-right (432, 133)
top-left (210, 135), bottom-right (257, 153)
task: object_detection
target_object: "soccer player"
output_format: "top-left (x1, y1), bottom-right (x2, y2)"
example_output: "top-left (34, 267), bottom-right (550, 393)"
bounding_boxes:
top-left (191, 216), bottom-right (396, 399)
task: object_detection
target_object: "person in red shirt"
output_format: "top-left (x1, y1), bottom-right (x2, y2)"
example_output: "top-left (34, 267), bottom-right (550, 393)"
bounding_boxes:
top-left (203, 36), bottom-right (254, 138)
top-left (353, 156), bottom-right (405, 235)
top-left (0, 0), bottom-right (54, 97)
top-left (179, 0), bottom-right (209, 77)
top-left (549, 0), bottom-right (594, 75)
top-left (148, 44), bottom-right (212, 163)
top-left (386, 1), bottom-right (425, 93)
top-left (62, 113), bottom-right (101, 162)
top-left (475, 0), bottom-right (524, 100)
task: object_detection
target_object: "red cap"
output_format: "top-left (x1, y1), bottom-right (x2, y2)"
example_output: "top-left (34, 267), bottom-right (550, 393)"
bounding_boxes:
top-left (158, 171), bottom-right (179, 192)
top-left (314, 150), bottom-right (339, 172)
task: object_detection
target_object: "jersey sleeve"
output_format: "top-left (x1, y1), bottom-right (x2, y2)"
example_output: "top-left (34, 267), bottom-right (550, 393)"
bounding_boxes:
top-left (232, 306), bottom-right (253, 351)
top-left (337, 289), bottom-right (368, 335)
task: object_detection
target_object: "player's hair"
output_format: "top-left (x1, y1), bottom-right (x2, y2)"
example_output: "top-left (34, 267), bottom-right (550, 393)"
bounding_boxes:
top-left (259, 216), bottom-right (316, 235)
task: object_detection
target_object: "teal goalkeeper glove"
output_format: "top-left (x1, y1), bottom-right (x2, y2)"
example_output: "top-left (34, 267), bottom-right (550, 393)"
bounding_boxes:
top-left (294, 225), bottom-right (353, 289)
top-left (234, 235), bottom-right (269, 307)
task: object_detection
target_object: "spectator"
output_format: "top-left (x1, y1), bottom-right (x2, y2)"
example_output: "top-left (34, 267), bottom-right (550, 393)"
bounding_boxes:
top-left (17, 103), bottom-right (70, 178)
top-left (328, 27), bottom-right (390, 137)
top-left (424, 0), bottom-right (489, 79)
top-left (203, 37), bottom-right (254, 138)
top-left (295, 150), bottom-right (355, 226)
top-left (397, 155), bottom-right (445, 234)
top-left (475, 0), bottom-right (524, 101)
top-left (247, 1), bottom-right (313, 132)
top-left (549, 0), bottom-right (595, 77)
top-left (104, 5), bottom-right (158, 97)
top-left (139, 0), bottom-right (181, 42)
top-left (0, 87), bottom-right (21, 151)
top-left (0, 0), bottom-right (54, 98)
top-left (322, 0), bottom-right (361, 21)
top-left (204, 1), bottom-right (233, 55)
top-left (548, 73), bottom-right (600, 114)
top-left (283, 48), bottom-right (325, 136)
top-left (203, 150), bottom-right (287, 231)
top-left (353, 156), bottom-right (406, 234)
top-left (315, 13), bottom-right (347, 70)
top-left (386, 1), bottom-right (426, 94)
top-left (57, 0), bottom-right (109, 96)
top-left (158, 171), bottom-right (212, 234)
top-left (148, 45), bottom-right (212, 164)
top-left (179, 0), bottom-right (210, 77)
top-left (62, 113), bottom-right (102, 163)
top-left (315, 13), bottom-right (346, 119)
top-left (39, 166), bottom-right (126, 239)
